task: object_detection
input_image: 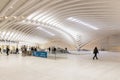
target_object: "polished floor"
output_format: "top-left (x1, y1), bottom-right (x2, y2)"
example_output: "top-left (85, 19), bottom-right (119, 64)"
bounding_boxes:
top-left (0, 51), bottom-right (120, 80)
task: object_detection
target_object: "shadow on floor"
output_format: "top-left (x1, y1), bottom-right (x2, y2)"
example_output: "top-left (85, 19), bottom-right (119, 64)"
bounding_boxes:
top-left (47, 55), bottom-right (67, 60)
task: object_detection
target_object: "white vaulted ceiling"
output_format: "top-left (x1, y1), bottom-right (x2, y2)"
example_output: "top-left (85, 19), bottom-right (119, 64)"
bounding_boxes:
top-left (0, 0), bottom-right (120, 47)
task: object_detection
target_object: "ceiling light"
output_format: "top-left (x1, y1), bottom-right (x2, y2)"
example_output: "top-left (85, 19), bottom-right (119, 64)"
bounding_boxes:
top-left (10, 6), bottom-right (13, 9)
top-left (5, 16), bottom-right (8, 19)
top-left (13, 16), bottom-right (16, 19)
top-left (67, 17), bottom-right (99, 30)
top-left (22, 20), bottom-right (26, 22)
top-left (27, 12), bottom-right (39, 20)
top-left (37, 27), bottom-right (55, 36)
top-left (21, 16), bottom-right (25, 19)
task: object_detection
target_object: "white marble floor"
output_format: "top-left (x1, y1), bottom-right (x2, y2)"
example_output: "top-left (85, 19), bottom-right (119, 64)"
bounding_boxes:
top-left (0, 51), bottom-right (120, 80)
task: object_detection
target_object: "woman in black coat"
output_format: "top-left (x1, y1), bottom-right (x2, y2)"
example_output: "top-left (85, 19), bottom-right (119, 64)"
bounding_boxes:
top-left (93, 47), bottom-right (99, 60)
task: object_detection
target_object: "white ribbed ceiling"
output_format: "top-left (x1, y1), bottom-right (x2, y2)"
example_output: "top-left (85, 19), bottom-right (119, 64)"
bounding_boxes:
top-left (0, 0), bottom-right (120, 46)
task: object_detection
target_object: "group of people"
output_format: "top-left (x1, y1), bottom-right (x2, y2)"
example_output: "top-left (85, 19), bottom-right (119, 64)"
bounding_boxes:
top-left (0, 46), bottom-right (10, 56)
top-left (48, 47), bottom-right (68, 53)
top-left (48, 47), bottom-right (56, 54)
top-left (48, 46), bottom-right (99, 60)
top-left (0, 47), bottom-right (19, 56)
top-left (0, 46), bottom-right (99, 60)
top-left (31, 47), bottom-right (37, 52)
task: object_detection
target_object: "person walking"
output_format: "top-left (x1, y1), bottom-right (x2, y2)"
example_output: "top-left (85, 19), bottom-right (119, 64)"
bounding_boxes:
top-left (31, 47), bottom-right (34, 51)
top-left (93, 47), bottom-right (99, 60)
top-left (34, 47), bottom-right (37, 51)
top-left (53, 47), bottom-right (56, 54)
top-left (65, 48), bottom-right (68, 53)
top-left (0, 47), bottom-right (2, 54)
top-left (6, 46), bottom-right (10, 56)
top-left (48, 47), bottom-right (51, 53)
top-left (16, 48), bottom-right (19, 54)
top-left (53, 47), bottom-right (57, 59)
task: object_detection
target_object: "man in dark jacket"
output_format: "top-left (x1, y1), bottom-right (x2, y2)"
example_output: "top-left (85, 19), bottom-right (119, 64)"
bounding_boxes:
top-left (0, 47), bottom-right (2, 54)
top-left (6, 46), bottom-right (10, 56)
top-left (48, 47), bottom-right (51, 53)
top-left (93, 47), bottom-right (99, 60)
top-left (16, 48), bottom-right (19, 54)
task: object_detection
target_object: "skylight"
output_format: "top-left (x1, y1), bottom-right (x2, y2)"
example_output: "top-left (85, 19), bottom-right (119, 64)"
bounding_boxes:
top-left (37, 27), bottom-right (55, 36)
top-left (67, 17), bottom-right (99, 30)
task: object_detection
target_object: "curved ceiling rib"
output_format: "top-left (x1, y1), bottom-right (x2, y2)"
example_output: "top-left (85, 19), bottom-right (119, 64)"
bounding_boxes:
top-left (0, 0), bottom-right (16, 16)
